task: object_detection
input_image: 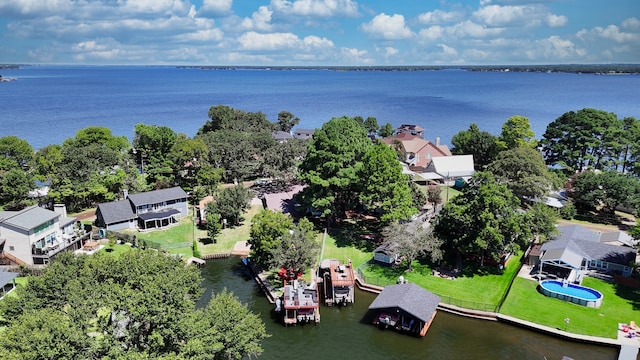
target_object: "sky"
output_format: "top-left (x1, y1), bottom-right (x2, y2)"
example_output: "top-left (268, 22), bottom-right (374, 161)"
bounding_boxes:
top-left (0, 0), bottom-right (639, 66)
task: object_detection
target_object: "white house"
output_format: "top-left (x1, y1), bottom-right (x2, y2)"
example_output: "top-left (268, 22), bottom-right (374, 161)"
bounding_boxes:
top-left (0, 205), bottom-right (86, 265)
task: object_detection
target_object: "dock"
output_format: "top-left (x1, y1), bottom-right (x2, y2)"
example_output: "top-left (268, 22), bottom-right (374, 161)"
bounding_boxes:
top-left (318, 259), bottom-right (356, 306)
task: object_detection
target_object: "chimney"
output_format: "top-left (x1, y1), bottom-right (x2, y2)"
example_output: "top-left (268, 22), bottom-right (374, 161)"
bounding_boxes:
top-left (123, 189), bottom-right (129, 200)
top-left (53, 204), bottom-right (67, 218)
top-left (435, 137), bottom-right (440, 146)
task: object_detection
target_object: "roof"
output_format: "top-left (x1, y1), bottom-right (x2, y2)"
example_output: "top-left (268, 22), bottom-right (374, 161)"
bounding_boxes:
top-left (320, 259), bottom-right (355, 287)
top-left (293, 128), bottom-right (315, 135)
top-left (96, 200), bottom-right (136, 225)
top-left (127, 187), bottom-right (188, 208)
top-left (138, 208), bottom-right (181, 221)
top-left (0, 271), bottom-right (19, 288)
top-left (0, 205), bottom-right (59, 231)
top-left (428, 155), bottom-right (475, 178)
top-left (368, 283), bottom-right (440, 323)
top-left (540, 224), bottom-right (637, 266)
top-left (272, 131), bottom-right (293, 141)
top-left (539, 247), bottom-right (584, 269)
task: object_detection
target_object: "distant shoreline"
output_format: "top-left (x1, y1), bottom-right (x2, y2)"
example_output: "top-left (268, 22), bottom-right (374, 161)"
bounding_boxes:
top-left (2, 63), bottom-right (638, 75)
top-left (177, 64), bottom-right (640, 75)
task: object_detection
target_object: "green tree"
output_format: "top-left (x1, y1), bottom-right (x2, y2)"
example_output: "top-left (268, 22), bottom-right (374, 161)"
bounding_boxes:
top-left (486, 146), bottom-right (556, 201)
top-left (380, 221), bottom-right (443, 272)
top-left (0, 308), bottom-right (90, 360)
top-left (132, 123), bottom-right (178, 184)
top-left (298, 116), bottom-right (372, 223)
top-left (168, 134), bottom-right (209, 191)
top-left (498, 115), bottom-right (537, 150)
top-left (0, 135), bottom-right (34, 171)
top-left (427, 185), bottom-right (442, 209)
top-left (524, 202), bottom-right (560, 243)
top-left (33, 144), bottom-right (63, 183)
top-left (277, 110), bottom-right (300, 132)
top-left (363, 116), bottom-right (379, 136)
top-left (259, 138), bottom-right (307, 181)
top-left (540, 108), bottom-right (620, 174)
top-left (205, 211), bottom-right (222, 242)
top-left (269, 218), bottom-right (319, 275)
top-left (432, 172), bottom-right (527, 266)
top-left (0, 251), bottom-right (268, 359)
top-left (378, 122), bottom-right (394, 138)
top-left (359, 141), bottom-right (417, 223)
top-left (249, 209), bottom-right (294, 267)
top-left (568, 170), bottom-right (640, 214)
top-left (451, 123), bottom-right (500, 170)
top-left (208, 185), bottom-right (252, 227)
top-left (0, 168), bottom-right (35, 208)
top-left (199, 105), bottom-right (274, 134)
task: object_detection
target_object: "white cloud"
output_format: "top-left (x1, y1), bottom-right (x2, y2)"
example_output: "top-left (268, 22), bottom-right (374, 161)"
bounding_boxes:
top-left (448, 20), bottom-right (505, 38)
top-left (240, 6), bottom-right (274, 31)
top-left (418, 26), bottom-right (444, 43)
top-left (546, 14), bottom-right (567, 28)
top-left (527, 35), bottom-right (586, 60)
top-left (473, 4), bottom-right (560, 28)
top-left (361, 13), bottom-right (414, 40)
top-left (0, 0), bottom-right (73, 18)
top-left (340, 47), bottom-right (373, 64)
top-left (201, 0), bottom-right (233, 15)
top-left (622, 17), bottom-right (640, 31)
top-left (270, 0), bottom-right (359, 18)
top-left (238, 31), bottom-right (300, 50)
top-left (174, 28), bottom-right (224, 42)
top-left (417, 10), bottom-right (464, 25)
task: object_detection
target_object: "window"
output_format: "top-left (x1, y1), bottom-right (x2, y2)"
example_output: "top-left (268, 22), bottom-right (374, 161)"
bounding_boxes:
top-left (9, 246), bottom-right (14, 251)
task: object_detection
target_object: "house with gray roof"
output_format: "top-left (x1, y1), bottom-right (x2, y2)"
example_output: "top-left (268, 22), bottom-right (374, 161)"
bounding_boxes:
top-left (0, 205), bottom-right (87, 265)
top-left (537, 224), bottom-right (636, 282)
top-left (293, 128), bottom-right (315, 140)
top-left (368, 282), bottom-right (440, 337)
top-left (95, 187), bottom-right (188, 232)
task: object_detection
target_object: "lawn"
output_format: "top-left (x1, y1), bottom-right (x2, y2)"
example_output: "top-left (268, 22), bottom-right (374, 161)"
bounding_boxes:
top-left (319, 232), bottom-right (372, 269)
top-left (500, 276), bottom-right (640, 338)
top-left (199, 204), bottom-right (262, 255)
top-left (360, 253), bottom-right (522, 312)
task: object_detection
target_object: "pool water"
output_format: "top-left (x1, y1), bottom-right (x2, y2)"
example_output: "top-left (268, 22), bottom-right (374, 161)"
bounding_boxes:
top-left (539, 280), bottom-right (603, 308)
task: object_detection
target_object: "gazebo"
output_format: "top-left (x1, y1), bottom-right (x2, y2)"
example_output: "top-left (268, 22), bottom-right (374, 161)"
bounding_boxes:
top-left (538, 247), bottom-right (583, 282)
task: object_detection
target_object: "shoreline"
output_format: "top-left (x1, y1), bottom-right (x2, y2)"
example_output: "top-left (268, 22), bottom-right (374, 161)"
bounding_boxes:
top-left (243, 253), bottom-right (637, 357)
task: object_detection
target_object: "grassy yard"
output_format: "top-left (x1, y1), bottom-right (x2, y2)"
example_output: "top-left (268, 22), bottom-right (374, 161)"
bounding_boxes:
top-left (319, 232), bottom-right (373, 269)
top-left (360, 253), bottom-right (522, 311)
top-left (199, 204), bottom-right (262, 255)
top-left (500, 276), bottom-right (640, 338)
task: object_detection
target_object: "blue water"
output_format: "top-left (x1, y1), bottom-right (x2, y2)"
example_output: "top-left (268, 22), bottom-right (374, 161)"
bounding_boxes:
top-left (0, 65), bottom-right (639, 150)
top-left (541, 280), bottom-right (601, 300)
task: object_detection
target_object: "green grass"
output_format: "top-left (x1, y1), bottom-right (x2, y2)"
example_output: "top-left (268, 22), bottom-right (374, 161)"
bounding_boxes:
top-left (360, 253), bottom-right (522, 311)
top-left (99, 243), bottom-right (136, 257)
top-left (500, 276), bottom-right (640, 338)
top-left (319, 232), bottom-right (372, 269)
top-left (199, 205), bottom-right (262, 255)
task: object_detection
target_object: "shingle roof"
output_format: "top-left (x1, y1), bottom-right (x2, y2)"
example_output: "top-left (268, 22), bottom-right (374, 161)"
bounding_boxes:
top-left (127, 187), bottom-right (188, 208)
top-left (429, 155), bottom-right (475, 178)
top-left (96, 200), bottom-right (135, 225)
top-left (368, 283), bottom-right (440, 323)
top-left (540, 224), bottom-right (636, 266)
top-left (0, 205), bottom-right (59, 231)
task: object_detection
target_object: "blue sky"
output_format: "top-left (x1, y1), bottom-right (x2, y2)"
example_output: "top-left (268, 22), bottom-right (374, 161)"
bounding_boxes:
top-left (1, 0), bottom-right (638, 65)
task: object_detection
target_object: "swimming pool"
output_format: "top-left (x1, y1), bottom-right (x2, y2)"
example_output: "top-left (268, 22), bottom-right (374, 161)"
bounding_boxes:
top-left (539, 280), bottom-right (603, 308)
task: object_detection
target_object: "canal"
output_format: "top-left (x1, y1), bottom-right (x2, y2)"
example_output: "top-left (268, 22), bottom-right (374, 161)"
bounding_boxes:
top-left (199, 257), bottom-right (618, 360)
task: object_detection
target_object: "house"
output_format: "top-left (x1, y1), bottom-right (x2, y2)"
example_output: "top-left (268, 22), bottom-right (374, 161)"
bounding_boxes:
top-left (368, 283), bottom-right (440, 337)
top-left (373, 242), bottom-right (400, 266)
top-left (272, 131), bottom-right (293, 143)
top-left (382, 134), bottom-right (452, 173)
top-left (95, 187), bottom-right (189, 232)
top-left (0, 205), bottom-right (88, 265)
top-left (293, 128), bottom-right (314, 140)
top-left (423, 155), bottom-right (475, 183)
top-left (537, 224), bottom-right (637, 282)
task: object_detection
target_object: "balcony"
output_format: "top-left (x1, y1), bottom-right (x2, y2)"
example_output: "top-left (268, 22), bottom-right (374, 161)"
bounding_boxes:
top-left (32, 231), bottom-right (91, 261)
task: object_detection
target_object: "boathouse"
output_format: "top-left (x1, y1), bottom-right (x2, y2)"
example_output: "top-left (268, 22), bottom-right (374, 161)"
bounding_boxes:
top-left (280, 279), bottom-right (320, 325)
top-left (368, 283), bottom-right (440, 337)
top-left (318, 259), bottom-right (355, 306)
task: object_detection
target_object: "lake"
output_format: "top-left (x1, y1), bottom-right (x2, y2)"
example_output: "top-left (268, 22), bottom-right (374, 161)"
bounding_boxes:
top-left (199, 257), bottom-right (618, 360)
top-left (0, 66), bottom-right (638, 150)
